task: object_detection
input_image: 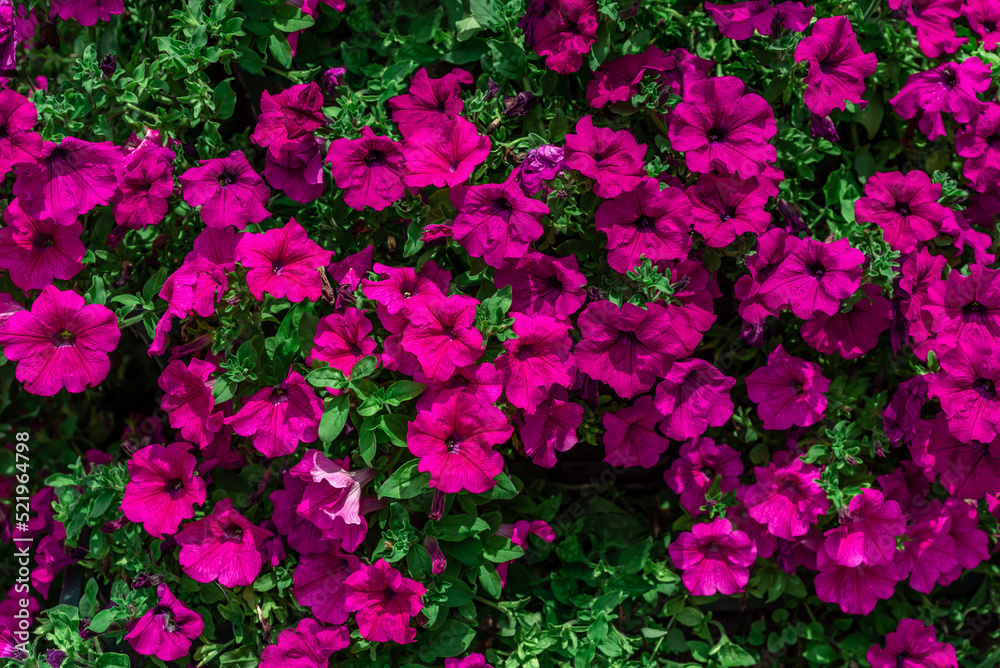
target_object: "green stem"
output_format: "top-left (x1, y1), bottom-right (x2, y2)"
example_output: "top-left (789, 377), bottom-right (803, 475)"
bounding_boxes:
top-left (473, 595), bottom-right (503, 610)
top-left (118, 305), bottom-right (167, 329)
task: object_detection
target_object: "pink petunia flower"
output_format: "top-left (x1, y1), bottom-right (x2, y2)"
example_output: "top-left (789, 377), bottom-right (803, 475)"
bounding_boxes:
top-left (926, 340), bottom-right (1000, 444)
top-left (867, 619), bottom-right (957, 668)
top-left (665, 437), bottom-right (743, 516)
top-left (271, 471), bottom-right (336, 555)
top-left (451, 177), bottom-right (548, 268)
top-left (325, 127), bottom-right (406, 211)
top-left (414, 362), bottom-right (502, 411)
top-left (890, 0), bottom-right (966, 58)
top-left (121, 442), bottom-right (206, 538)
top-left (306, 307), bottom-right (377, 381)
top-left (48, 0), bottom-right (122, 25)
top-left (854, 170), bottom-right (948, 252)
top-left (595, 177), bottom-right (691, 273)
top-left (956, 103), bottom-right (1000, 193)
top-left (564, 115), bottom-right (647, 198)
top-left (263, 135), bottom-right (326, 204)
top-left (158, 358), bottom-right (225, 448)
top-left (123, 584), bottom-right (204, 662)
top-left (0, 198), bottom-right (85, 291)
top-left (794, 16), bottom-right (878, 117)
top-left (516, 144), bottom-right (565, 194)
top-left (519, 386), bottom-right (583, 468)
top-left (758, 236), bottom-right (865, 320)
top-left (602, 394), bottom-right (671, 469)
top-left (494, 252), bottom-right (587, 322)
top-left (746, 344), bottom-right (830, 430)
top-left (800, 283), bottom-right (891, 360)
top-left (743, 455), bottom-right (829, 539)
top-left (688, 171), bottom-right (772, 248)
top-left (259, 618), bottom-right (350, 668)
top-left (495, 520), bottom-right (556, 586)
top-left (922, 414), bottom-right (1000, 499)
top-left (964, 0), bottom-right (1000, 50)
top-left (148, 254), bottom-right (229, 356)
top-left (889, 57), bottom-right (990, 142)
top-left (822, 488), bottom-right (905, 567)
top-left (586, 46), bottom-right (674, 108)
top-left (893, 500), bottom-right (959, 593)
top-left (940, 498), bottom-right (990, 580)
top-left (407, 392), bottom-right (511, 493)
top-left (705, 1), bottom-right (813, 39)
top-left (574, 300), bottom-right (681, 399)
top-left (224, 370), bottom-right (322, 458)
top-left (361, 261), bottom-right (449, 316)
top-left (289, 450), bottom-right (378, 552)
top-left (343, 559), bottom-right (425, 644)
top-left (0, 285), bottom-right (120, 396)
top-left (532, 0), bottom-right (599, 74)
top-left (175, 498), bottom-right (273, 587)
top-left (669, 76), bottom-right (776, 179)
top-left (250, 83), bottom-right (325, 151)
top-left (388, 67), bottom-right (473, 137)
top-left (401, 294), bottom-right (484, 381)
top-left (668, 517), bottom-right (756, 596)
top-left (327, 245), bottom-right (374, 292)
top-left (0, 88), bottom-right (41, 179)
top-left (495, 313), bottom-right (575, 413)
top-left (921, 263), bottom-right (1000, 353)
top-left (178, 149), bottom-right (271, 229)
top-left (814, 547), bottom-right (901, 615)
top-left (653, 358), bottom-right (736, 440)
top-left (292, 548), bottom-right (360, 625)
top-left (111, 131), bottom-right (176, 230)
top-left (13, 137), bottom-right (121, 224)
top-left (402, 117), bottom-right (491, 189)
top-left (446, 654), bottom-right (494, 668)
top-left (235, 218), bottom-right (333, 302)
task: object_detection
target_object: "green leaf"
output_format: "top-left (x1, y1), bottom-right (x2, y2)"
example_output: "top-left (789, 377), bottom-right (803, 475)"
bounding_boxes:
top-left (351, 355), bottom-right (379, 379)
top-left (213, 78), bottom-right (236, 120)
top-left (318, 394), bottom-right (350, 443)
top-left (675, 607), bottom-right (704, 627)
top-left (455, 15), bottom-right (482, 41)
top-left (268, 33), bottom-right (293, 68)
top-left (618, 536), bottom-right (652, 574)
top-left (359, 420), bottom-right (377, 465)
top-left (478, 563), bottom-right (502, 598)
top-left (380, 414), bottom-right (409, 447)
top-left (378, 460), bottom-right (431, 499)
top-left (431, 515), bottom-right (490, 541)
top-left (417, 619), bottom-right (476, 661)
top-left (470, 0), bottom-right (501, 28)
top-left (43, 473), bottom-right (78, 487)
top-left (487, 39), bottom-right (526, 79)
top-left (86, 608), bottom-right (119, 634)
top-left (142, 267), bottom-right (168, 303)
top-left (272, 6), bottom-right (314, 32)
top-left (96, 654), bottom-right (131, 668)
top-left (306, 366), bottom-right (348, 389)
top-left (384, 380), bottom-right (425, 406)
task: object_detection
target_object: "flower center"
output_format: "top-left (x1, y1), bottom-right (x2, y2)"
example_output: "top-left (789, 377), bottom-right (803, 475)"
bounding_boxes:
top-left (271, 387), bottom-right (289, 404)
top-left (444, 435), bottom-right (462, 454)
top-left (153, 606), bottom-right (176, 633)
top-left (32, 233), bottom-right (56, 249)
top-left (0, 124), bottom-right (8, 139)
top-left (941, 68), bottom-right (958, 88)
top-left (806, 261), bottom-right (826, 278)
top-left (985, 20), bottom-right (998, 32)
top-left (703, 542), bottom-right (724, 557)
top-left (163, 478), bottom-right (185, 496)
top-left (382, 586), bottom-right (398, 601)
top-left (365, 149), bottom-right (387, 167)
top-left (272, 259), bottom-right (285, 276)
top-left (222, 524), bottom-right (244, 541)
top-left (492, 197), bottom-right (514, 214)
top-left (706, 126), bottom-right (728, 143)
top-left (974, 377), bottom-right (997, 399)
top-left (52, 329), bottom-right (76, 348)
top-left (635, 215), bottom-right (656, 230)
top-left (964, 300), bottom-right (986, 316)
top-left (894, 202), bottom-right (911, 216)
top-left (721, 205), bottom-right (737, 220)
top-left (217, 171), bottom-right (237, 187)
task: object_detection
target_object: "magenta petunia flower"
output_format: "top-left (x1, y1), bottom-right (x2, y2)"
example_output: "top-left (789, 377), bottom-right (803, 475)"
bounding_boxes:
top-left (889, 57), bottom-right (990, 141)
top-left (734, 227), bottom-right (800, 324)
top-left (250, 82), bottom-right (325, 150)
top-left (290, 450), bottom-right (377, 552)
top-left (388, 67), bottom-right (473, 137)
top-left (688, 171), bottom-right (772, 248)
top-left (964, 0), bottom-right (1000, 50)
top-left (893, 500), bottom-right (958, 593)
top-left (306, 307), bottom-right (377, 381)
top-left (867, 619), bottom-right (957, 668)
top-left (758, 236), bottom-right (865, 319)
top-left (822, 488), bottom-right (905, 567)
top-left (224, 370), bottom-right (322, 458)
top-left (941, 497), bottom-right (990, 576)
top-left (669, 76), bottom-right (777, 179)
top-left (13, 137), bottom-right (121, 224)
top-left (124, 584), bottom-right (204, 662)
top-left (653, 358), bottom-right (736, 440)
top-left (794, 16), bottom-right (878, 117)
top-left (854, 170), bottom-right (947, 252)
top-left (665, 437), bottom-right (743, 516)
top-left (516, 144), bottom-right (565, 195)
top-left (259, 618), bottom-right (349, 668)
top-left (956, 103), bottom-right (1000, 193)
top-left (744, 455), bottom-right (829, 539)
top-left (890, 0), bottom-right (966, 58)
top-left (586, 46), bottom-right (673, 108)
top-left (121, 442), bottom-right (206, 538)
top-left (445, 654), bottom-right (494, 668)
top-left (149, 254), bottom-right (229, 356)
top-left (575, 300), bottom-right (681, 399)
top-left (800, 283), bottom-right (891, 360)
top-left (325, 127), bottom-right (406, 211)
top-left (343, 559), bottom-right (425, 644)
top-left (402, 117), bottom-right (491, 189)
top-left (361, 261), bottom-right (449, 316)
top-left (923, 414), bottom-right (1000, 499)
top-left (814, 547), bottom-right (901, 615)
top-left (175, 498), bottom-right (273, 587)
top-left (451, 178), bottom-right (548, 268)
top-left (745, 344), bottom-right (830, 430)
top-left (519, 386), bottom-right (583, 468)
top-left (327, 245), bottom-right (374, 292)
top-left (271, 471), bottom-right (336, 555)
top-left (111, 133), bottom-right (176, 230)
top-left (564, 115), bottom-right (647, 198)
top-left (401, 294), bottom-right (484, 381)
top-left (602, 394), bottom-right (671, 469)
top-left (292, 548), bottom-right (360, 625)
top-left (927, 340), bottom-right (1000, 444)
top-left (595, 177), bottom-right (691, 273)
top-left (159, 358), bottom-right (224, 447)
top-left (883, 376), bottom-right (929, 446)
top-left (705, 1), bottom-right (813, 39)
top-left (0, 198), bottom-right (85, 291)
top-left (178, 149), bottom-right (271, 230)
top-left (0, 89), bottom-right (41, 179)
top-left (495, 519), bottom-right (556, 586)
top-left (668, 517), bottom-right (756, 596)
top-left (235, 218), bottom-right (333, 303)
top-left (0, 285), bottom-right (120, 396)
top-left (263, 135), bottom-right (325, 204)
top-left (495, 313), bottom-right (575, 413)
top-left (48, 0), bottom-right (122, 25)
top-left (407, 392), bottom-right (511, 493)
top-left (494, 252), bottom-right (587, 321)
top-left (192, 225), bottom-right (242, 270)
top-left (532, 0), bottom-right (599, 74)
top-left (922, 263), bottom-right (1000, 353)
